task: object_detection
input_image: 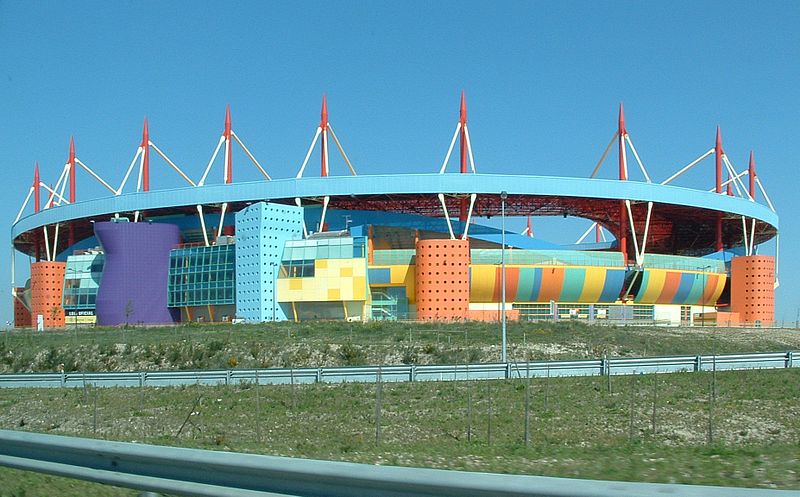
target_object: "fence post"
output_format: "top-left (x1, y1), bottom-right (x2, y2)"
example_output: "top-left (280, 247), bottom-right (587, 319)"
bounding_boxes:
top-left (695, 355), bottom-right (702, 372)
top-left (410, 365), bottom-right (416, 382)
top-left (787, 351), bottom-right (793, 369)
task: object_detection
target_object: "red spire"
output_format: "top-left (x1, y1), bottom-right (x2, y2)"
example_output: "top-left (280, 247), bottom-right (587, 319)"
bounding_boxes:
top-left (224, 105), bottom-right (232, 139)
top-left (142, 118), bottom-right (150, 191)
top-left (458, 91), bottom-right (468, 220)
top-left (33, 162), bottom-right (40, 213)
top-left (68, 136), bottom-right (76, 203)
top-left (224, 105), bottom-right (233, 184)
top-left (320, 94), bottom-right (328, 129)
top-left (749, 151), bottom-right (756, 200)
top-left (618, 102), bottom-right (626, 136)
top-left (459, 90), bottom-right (467, 126)
top-left (526, 215), bottom-right (533, 237)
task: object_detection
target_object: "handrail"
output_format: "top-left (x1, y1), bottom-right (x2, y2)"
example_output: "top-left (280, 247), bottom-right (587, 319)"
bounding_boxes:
top-left (0, 351), bottom-right (795, 389)
top-left (0, 430), bottom-right (796, 497)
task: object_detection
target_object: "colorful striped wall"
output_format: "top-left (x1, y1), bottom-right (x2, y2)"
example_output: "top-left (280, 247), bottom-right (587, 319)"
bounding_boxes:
top-left (633, 269), bottom-right (726, 305)
top-left (470, 265), bottom-right (626, 304)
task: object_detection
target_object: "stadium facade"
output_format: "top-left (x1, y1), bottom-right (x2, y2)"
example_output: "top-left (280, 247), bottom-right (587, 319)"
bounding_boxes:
top-left (11, 98), bottom-right (779, 328)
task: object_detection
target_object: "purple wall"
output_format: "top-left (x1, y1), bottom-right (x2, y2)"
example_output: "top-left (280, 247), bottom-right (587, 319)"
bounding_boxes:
top-left (95, 222), bottom-right (181, 326)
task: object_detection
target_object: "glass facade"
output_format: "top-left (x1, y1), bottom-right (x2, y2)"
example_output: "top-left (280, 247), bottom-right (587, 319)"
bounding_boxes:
top-left (280, 236), bottom-right (366, 277)
top-left (62, 253), bottom-right (104, 311)
top-left (168, 244), bottom-right (235, 307)
top-left (470, 249), bottom-right (626, 267)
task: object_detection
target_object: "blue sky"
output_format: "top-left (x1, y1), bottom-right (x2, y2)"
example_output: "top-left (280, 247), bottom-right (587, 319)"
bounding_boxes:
top-left (1, 1), bottom-right (798, 324)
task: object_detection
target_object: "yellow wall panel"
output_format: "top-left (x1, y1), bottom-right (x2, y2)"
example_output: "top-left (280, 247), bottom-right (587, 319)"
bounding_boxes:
top-left (470, 265), bottom-right (497, 302)
top-left (578, 267), bottom-right (605, 302)
top-left (641, 269), bottom-right (666, 303)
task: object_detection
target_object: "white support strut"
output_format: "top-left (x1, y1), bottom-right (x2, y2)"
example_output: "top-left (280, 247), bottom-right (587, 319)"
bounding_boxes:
top-left (14, 187), bottom-right (34, 224)
top-left (463, 124), bottom-right (477, 173)
top-left (575, 222), bottom-right (598, 244)
top-left (327, 125), bottom-right (357, 176)
top-left (198, 136), bottom-right (225, 187)
top-left (231, 131), bottom-right (271, 180)
top-left (624, 200), bottom-right (640, 265)
top-left (748, 218), bottom-right (756, 256)
top-left (296, 127), bottom-right (322, 179)
top-left (52, 223), bottom-right (60, 260)
top-left (590, 133), bottom-right (618, 178)
top-left (117, 147), bottom-right (142, 195)
top-left (639, 202), bottom-right (653, 263)
top-left (439, 123), bottom-right (461, 174)
top-left (661, 148), bottom-right (715, 185)
top-left (196, 205), bottom-right (210, 247)
top-left (722, 155), bottom-right (752, 200)
top-left (43, 226), bottom-right (51, 262)
top-left (437, 193), bottom-right (455, 239)
top-left (149, 141), bottom-right (197, 187)
top-left (46, 164), bottom-right (69, 209)
top-left (322, 128), bottom-right (330, 177)
top-left (741, 216), bottom-right (750, 256)
top-left (295, 198), bottom-right (308, 238)
top-left (624, 135), bottom-right (651, 183)
top-left (41, 183), bottom-right (69, 207)
top-left (461, 194), bottom-right (477, 239)
top-left (75, 158), bottom-right (117, 194)
top-left (217, 203), bottom-right (228, 239)
top-left (318, 196), bottom-right (330, 233)
top-left (755, 177), bottom-right (776, 212)
top-left (55, 163), bottom-right (70, 207)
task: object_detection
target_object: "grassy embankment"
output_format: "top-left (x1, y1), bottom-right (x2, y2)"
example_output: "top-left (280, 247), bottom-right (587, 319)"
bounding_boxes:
top-left (1, 367), bottom-right (799, 495)
top-left (2, 320), bottom-right (799, 373)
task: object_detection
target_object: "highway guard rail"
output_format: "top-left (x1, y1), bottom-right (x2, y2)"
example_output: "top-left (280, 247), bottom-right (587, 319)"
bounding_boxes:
top-left (0, 351), bottom-right (795, 389)
top-left (1, 429), bottom-right (799, 496)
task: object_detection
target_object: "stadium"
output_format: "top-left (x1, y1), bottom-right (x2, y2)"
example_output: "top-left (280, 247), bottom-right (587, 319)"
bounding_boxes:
top-left (10, 96), bottom-right (778, 328)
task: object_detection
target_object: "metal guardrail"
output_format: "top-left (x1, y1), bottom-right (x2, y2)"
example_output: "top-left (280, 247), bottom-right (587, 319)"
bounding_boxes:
top-left (0, 351), bottom-right (796, 389)
top-left (1, 429), bottom-right (799, 497)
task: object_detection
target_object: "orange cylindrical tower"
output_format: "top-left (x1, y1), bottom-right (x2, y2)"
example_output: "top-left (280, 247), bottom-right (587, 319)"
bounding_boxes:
top-left (13, 288), bottom-right (31, 328)
top-left (30, 261), bottom-right (66, 328)
top-left (730, 255), bottom-right (775, 325)
top-left (415, 239), bottom-right (470, 321)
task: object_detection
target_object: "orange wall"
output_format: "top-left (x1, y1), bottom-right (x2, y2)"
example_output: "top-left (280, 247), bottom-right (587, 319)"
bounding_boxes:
top-left (415, 239), bottom-right (470, 321)
top-left (13, 287), bottom-right (31, 328)
top-left (730, 255), bottom-right (774, 325)
top-left (30, 261), bottom-right (65, 328)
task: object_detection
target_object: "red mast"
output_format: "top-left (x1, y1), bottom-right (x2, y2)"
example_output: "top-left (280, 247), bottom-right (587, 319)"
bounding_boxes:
top-left (748, 151), bottom-right (756, 200)
top-left (68, 136), bottom-right (76, 203)
top-left (459, 91), bottom-right (468, 222)
top-left (33, 162), bottom-right (40, 213)
top-left (141, 118), bottom-right (150, 192)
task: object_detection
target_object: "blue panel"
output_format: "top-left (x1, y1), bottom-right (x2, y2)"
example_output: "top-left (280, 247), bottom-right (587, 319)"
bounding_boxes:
top-left (528, 267), bottom-right (543, 301)
top-left (671, 273), bottom-right (697, 304)
top-left (599, 269), bottom-right (626, 302)
top-left (368, 268), bottom-right (391, 284)
top-left (235, 202), bottom-right (303, 322)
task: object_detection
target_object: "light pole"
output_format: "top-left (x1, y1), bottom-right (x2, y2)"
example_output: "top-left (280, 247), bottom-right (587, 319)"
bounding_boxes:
top-left (500, 191), bottom-right (508, 364)
top-left (700, 264), bottom-right (712, 327)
